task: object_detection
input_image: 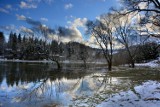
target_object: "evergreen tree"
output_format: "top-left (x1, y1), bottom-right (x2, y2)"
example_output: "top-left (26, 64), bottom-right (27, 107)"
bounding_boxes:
top-left (23, 35), bottom-right (26, 43)
top-left (12, 33), bottom-right (17, 51)
top-left (0, 32), bottom-right (5, 55)
top-left (8, 32), bottom-right (14, 49)
top-left (18, 34), bottom-right (22, 44)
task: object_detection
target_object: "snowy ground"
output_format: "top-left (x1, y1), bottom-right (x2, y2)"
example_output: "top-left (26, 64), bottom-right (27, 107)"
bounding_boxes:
top-left (97, 80), bottom-right (160, 107)
top-left (0, 59), bottom-right (54, 63)
top-left (0, 59), bottom-right (106, 64)
top-left (135, 57), bottom-right (160, 68)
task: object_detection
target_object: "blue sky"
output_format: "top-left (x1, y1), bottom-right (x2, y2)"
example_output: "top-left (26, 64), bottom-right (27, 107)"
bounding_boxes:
top-left (0, 0), bottom-right (119, 43)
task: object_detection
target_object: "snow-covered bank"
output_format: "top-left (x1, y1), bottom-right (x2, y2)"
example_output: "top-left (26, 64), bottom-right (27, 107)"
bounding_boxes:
top-left (0, 59), bottom-right (107, 64)
top-left (97, 80), bottom-right (160, 107)
top-left (0, 59), bottom-right (54, 63)
top-left (135, 57), bottom-right (160, 68)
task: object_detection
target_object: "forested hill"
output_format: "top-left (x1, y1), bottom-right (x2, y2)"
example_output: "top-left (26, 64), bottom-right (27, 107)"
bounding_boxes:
top-left (0, 31), bottom-right (103, 61)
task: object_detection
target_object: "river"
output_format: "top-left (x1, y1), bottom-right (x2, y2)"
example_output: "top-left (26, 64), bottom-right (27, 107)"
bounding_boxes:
top-left (0, 62), bottom-right (160, 107)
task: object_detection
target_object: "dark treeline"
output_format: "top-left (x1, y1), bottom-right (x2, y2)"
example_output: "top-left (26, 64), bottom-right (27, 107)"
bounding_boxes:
top-left (0, 62), bottom-right (87, 86)
top-left (1, 32), bottom-right (50, 60)
top-left (113, 42), bottom-right (160, 66)
top-left (0, 31), bottom-right (101, 62)
top-left (0, 31), bottom-right (159, 68)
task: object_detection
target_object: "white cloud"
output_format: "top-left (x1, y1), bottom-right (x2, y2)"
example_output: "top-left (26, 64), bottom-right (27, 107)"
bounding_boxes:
top-left (16, 14), bottom-right (27, 20)
top-left (138, 2), bottom-right (147, 10)
top-left (64, 3), bottom-right (73, 9)
top-left (20, 1), bottom-right (37, 9)
top-left (27, 0), bottom-right (54, 4)
top-left (0, 8), bottom-right (9, 14)
top-left (0, 25), bottom-right (16, 31)
top-left (55, 18), bottom-right (88, 43)
top-left (84, 35), bottom-right (100, 48)
top-left (5, 4), bottom-right (18, 11)
top-left (20, 0), bottom-right (54, 9)
top-left (71, 18), bottom-right (88, 28)
top-left (40, 17), bottom-right (48, 22)
top-left (58, 18), bottom-right (88, 43)
top-left (20, 26), bottom-right (33, 34)
top-left (68, 26), bottom-right (83, 41)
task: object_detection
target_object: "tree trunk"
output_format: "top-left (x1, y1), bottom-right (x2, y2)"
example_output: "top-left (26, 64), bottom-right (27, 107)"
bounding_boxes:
top-left (55, 60), bottom-right (61, 69)
top-left (131, 59), bottom-right (135, 68)
top-left (108, 61), bottom-right (112, 71)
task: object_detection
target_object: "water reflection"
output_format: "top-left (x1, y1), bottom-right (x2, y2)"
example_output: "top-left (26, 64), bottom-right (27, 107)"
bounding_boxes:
top-left (0, 62), bottom-right (95, 107)
top-left (0, 62), bottom-right (160, 107)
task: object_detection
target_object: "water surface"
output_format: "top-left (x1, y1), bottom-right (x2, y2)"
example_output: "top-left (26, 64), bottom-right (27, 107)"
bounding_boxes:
top-left (0, 62), bottom-right (160, 107)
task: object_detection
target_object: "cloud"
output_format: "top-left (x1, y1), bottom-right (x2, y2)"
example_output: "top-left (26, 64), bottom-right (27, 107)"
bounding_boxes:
top-left (0, 25), bottom-right (16, 31)
top-left (40, 17), bottom-right (48, 22)
top-left (64, 3), bottom-right (73, 9)
top-left (20, 26), bottom-right (34, 35)
top-left (71, 18), bottom-right (88, 28)
top-left (26, 18), bottom-right (41, 26)
top-left (27, 0), bottom-right (54, 4)
top-left (20, 1), bottom-right (37, 9)
top-left (16, 14), bottom-right (41, 26)
top-left (48, 18), bottom-right (88, 43)
top-left (57, 26), bottom-right (82, 42)
top-left (138, 2), bottom-right (147, 10)
top-left (0, 8), bottom-right (9, 14)
top-left (25, 18), bottom-right (55, 37)
top-left (16, 14), bottom-right (55, 37)
top-left (83, 35), bottom-right (100, 48)
top-left (56, 18), bottom-right (88, 42)
top-left (16, 14), bottom-right (27, 20)
top-left (6, 4), bottom-right (18, 11)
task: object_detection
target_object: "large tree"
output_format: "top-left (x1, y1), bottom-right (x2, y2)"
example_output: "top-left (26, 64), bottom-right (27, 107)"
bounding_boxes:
top-left (113, 13), bottom-right (140, 68)
top-left (86, 13), bottom-right (115, 71)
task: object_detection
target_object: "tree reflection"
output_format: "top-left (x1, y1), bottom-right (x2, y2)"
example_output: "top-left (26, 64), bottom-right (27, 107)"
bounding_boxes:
top-left (0, 63), bottom-right (159, 107)
top-left (0, 62), bottom-right (88, 106)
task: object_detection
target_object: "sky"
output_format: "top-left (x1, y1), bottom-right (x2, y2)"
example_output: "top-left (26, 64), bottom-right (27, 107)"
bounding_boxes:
top-left (0, 0), bottom-right (119, 44)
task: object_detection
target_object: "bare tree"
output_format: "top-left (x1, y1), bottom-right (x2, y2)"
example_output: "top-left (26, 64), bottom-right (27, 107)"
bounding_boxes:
top-left (113, 14), bottom-right (140, 68)
top-left (86, 13), bottom-right (115, 71)
top-left (119, 0), bottom-right (160, 38)
top-left (21, 24), bottom-right (62, 69)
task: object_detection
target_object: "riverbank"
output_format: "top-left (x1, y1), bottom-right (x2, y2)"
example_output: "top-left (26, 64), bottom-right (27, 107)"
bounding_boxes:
top-left (0, 59), bottom-right (107, 65)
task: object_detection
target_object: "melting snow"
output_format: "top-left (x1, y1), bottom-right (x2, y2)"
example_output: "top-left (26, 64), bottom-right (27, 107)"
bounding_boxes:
top-left (97, 80), bottom-right (160, 107)
top-left (135, 58), bottom-right (160, 68)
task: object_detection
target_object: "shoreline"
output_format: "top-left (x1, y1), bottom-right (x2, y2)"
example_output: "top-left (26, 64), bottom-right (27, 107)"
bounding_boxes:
top-left (0, 59), bottom-right (107, 64)
top-left (0, 59), bottom-right (54, 63)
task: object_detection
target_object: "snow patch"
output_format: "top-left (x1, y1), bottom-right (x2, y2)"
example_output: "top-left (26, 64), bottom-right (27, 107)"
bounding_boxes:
top-left (97, 80), bottom-right (160, 107)
top-left (135, 58), bottom-right (160, 68)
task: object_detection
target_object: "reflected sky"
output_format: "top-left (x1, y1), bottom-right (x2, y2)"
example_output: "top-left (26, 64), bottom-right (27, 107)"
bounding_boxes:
top-left (0, 62), bottom-right (160, 107)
